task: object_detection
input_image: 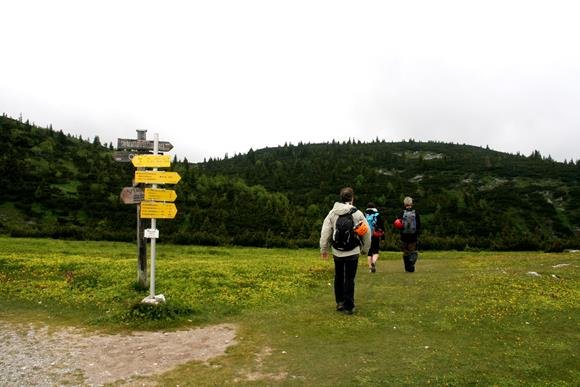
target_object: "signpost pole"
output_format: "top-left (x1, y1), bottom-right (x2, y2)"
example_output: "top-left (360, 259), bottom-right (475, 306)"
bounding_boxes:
top-left (149, 133), bottom-right (159, 299)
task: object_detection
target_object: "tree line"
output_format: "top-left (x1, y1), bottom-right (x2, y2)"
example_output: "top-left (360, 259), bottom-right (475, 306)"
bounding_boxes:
top-left (1, 114), bottom-right (579, 251)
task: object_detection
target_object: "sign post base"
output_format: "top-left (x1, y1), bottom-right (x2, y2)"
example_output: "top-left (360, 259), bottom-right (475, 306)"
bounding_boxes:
top-left (141, 294), bottom-right (166, 305)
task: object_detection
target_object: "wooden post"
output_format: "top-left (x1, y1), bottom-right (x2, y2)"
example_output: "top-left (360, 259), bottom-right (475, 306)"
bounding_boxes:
top-left (136, 130), bottom-right (148, 288)
top-left (136, 198), bottom-right (148, 288)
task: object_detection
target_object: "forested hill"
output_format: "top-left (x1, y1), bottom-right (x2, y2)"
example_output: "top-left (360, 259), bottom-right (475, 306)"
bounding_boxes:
top-left (1, 114), bottom-right (579, 250)
top-left (200, 140), bottom-right (580, 250)
top-left (0, 114), bottom-right (135, 240)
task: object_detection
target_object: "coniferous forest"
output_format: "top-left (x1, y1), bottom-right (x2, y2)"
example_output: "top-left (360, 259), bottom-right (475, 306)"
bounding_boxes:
top-left (1, 114), bottom-right (579, 251)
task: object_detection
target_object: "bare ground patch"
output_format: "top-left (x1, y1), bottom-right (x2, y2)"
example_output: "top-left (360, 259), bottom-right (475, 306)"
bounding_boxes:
top-left (234, 346), bottom-right (289, 383)
top-left (0, 321), bottom-right (237, 386)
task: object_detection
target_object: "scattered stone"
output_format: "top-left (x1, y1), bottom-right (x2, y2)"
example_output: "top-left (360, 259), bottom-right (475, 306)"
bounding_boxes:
top-left (526, 271), bottom-right (541, 277)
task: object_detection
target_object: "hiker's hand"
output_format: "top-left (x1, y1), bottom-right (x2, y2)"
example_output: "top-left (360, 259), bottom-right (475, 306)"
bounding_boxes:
top-left (321, 252), bottom-right (329, 260)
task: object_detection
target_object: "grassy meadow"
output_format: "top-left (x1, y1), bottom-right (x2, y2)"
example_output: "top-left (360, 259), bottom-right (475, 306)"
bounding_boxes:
top-left (0, 236), bottom-right (578, 385)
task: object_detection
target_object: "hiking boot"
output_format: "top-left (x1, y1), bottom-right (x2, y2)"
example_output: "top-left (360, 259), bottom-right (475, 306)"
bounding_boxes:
top-left (343, 307), bottom-right (355, 315)
top-left (336, 302), bottom-right (345, 312)
top-left (371, 263), bottom-right (376, 273)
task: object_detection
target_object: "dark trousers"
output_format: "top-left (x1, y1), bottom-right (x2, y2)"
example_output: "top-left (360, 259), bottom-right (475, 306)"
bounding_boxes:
top-left (402, 241), bottom-right (418, 272)
top-left (368, 236), bottom-right (380, 256)
top-left (333, 255), bottom-right (359, 311)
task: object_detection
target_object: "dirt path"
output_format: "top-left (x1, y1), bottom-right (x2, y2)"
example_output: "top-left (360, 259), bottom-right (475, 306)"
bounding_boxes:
top-left (0, 321), bottom-right (237, 386)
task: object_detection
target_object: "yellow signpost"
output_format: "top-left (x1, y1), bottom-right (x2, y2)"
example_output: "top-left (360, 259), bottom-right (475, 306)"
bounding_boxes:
top-left (116, 131), bottom-right (179, 304)
top-left (134, 171), bottom-right (181, 184)
top-left (140, 202), bottom-right (178, 219)
top-left (144, 188), bottom-right (177, 202)
top-left (131, 154), bottom-right (171, 168)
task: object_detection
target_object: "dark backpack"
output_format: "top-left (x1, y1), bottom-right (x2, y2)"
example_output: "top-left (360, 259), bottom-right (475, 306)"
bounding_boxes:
top-left (402, 209), bottom-right (417, 234)
top-left (332, 208), bottom-right (360, 251)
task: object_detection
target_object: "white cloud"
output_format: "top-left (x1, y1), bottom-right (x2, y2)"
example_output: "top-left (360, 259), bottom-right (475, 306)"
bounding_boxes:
top-left (1, 0), bottom-right (579, 162)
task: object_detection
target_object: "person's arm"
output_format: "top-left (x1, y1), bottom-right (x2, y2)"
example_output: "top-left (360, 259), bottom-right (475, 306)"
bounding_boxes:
top-left (320, 214), bottom-right (333, 259)
top-left (358, 212), bottom-right (372, 254)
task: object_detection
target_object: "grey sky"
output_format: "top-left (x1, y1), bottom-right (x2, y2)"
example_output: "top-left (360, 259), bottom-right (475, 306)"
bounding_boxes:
top-left (1, 0), bottom-right (579, 162)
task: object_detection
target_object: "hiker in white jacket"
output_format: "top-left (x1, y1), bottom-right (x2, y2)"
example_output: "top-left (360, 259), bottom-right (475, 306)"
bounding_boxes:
top-left (320, 187), bottom-right (371, 315)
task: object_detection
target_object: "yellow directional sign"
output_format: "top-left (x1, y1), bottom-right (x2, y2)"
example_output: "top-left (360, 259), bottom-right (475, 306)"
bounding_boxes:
top-left (144, 188), bottom-right (177, 202)
top-left (131, 154), bottom-right (171, 168)
top-left (134, 171), bottom-right (181, 184)
top-left (140, 202), bottom-right (177, 219)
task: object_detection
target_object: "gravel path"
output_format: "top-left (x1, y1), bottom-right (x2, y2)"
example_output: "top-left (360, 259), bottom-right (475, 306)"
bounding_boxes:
top-left (0, 321), bottom-right (237, 386)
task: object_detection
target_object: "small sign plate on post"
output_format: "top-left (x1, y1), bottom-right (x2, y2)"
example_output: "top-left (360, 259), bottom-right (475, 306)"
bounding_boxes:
top-left (120, 187), bottom-right (144, 204)
top-left (113, 150), bottom-right (153, 163)
top-left (144, 228), bottom-right (160, 239)
top-left (113, 151), bottom-right (138, 163)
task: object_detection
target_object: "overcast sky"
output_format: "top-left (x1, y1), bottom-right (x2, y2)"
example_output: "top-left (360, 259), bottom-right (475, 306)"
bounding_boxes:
top-left (1, 0), bottom-right (579, 162)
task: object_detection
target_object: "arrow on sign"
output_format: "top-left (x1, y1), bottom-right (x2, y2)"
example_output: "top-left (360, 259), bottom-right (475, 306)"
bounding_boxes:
top-left (140, 202), bottom-right (177, 219)
top-left (120, 187), bottom-right (144, 204)
top-left (144, 188), bottom-right (177, 202)
top-left (131, 154), bottom-right (171, 168)
top-left (134, 171), bottom-right (181, 185)
top-left (117, 138), bottom-right (173, 152)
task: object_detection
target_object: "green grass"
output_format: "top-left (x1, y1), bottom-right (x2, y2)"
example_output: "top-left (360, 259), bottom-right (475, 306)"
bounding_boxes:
top-left (0, 237), bottom-right (578, 385)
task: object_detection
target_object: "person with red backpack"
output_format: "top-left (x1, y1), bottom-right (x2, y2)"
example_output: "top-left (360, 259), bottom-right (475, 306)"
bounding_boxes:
top-left (393, 196), bottom-right (421, 272)
top-left (364, 202), bottom-right (385, 273)
top-left (320, 187), bottom-right (371, 315)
